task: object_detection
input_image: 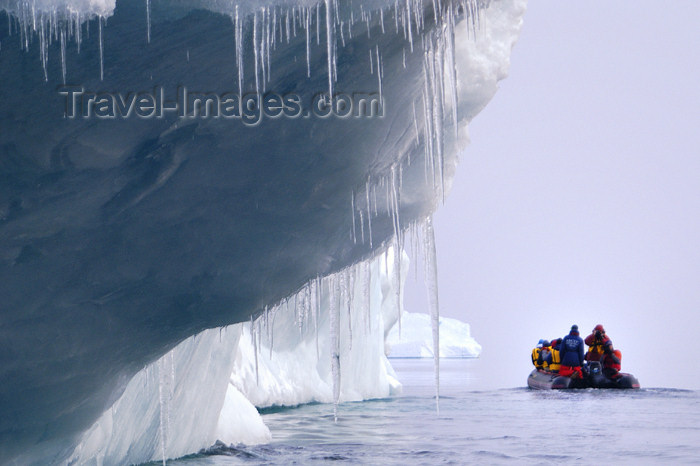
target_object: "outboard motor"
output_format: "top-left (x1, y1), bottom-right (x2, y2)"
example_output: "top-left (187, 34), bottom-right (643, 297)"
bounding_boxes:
top-left (586, 361), bottom-right (606, 387)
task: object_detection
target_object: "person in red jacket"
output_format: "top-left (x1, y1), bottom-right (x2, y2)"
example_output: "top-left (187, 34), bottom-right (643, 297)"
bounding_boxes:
top-left (601, 342), bottom-right (622, 379)
top-left (584, 324), bottom-right (611, 362)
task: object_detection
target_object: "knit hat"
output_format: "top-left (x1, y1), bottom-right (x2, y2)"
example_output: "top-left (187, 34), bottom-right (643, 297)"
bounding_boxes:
top-left (571, 325), bottom-right (578, 332)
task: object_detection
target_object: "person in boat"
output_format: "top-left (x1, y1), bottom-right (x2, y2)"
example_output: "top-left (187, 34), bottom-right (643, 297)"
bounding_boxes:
top-left (537, 340), bottom-right (552, 370)
top-left (531, 339), bottom-right (545, 369)
top-left (601, 341), bottom-right (622, 379)
top-left (584, 324), bottom-right (611, 362)
top-left (548, 338), bottom-right (562, 373)
top-left (559, 325), bottom-right (585, 378)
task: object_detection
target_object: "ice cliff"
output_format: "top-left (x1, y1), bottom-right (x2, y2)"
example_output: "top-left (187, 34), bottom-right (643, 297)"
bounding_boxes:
top-left (67, 248), bottom-right (405, 464)
top-left (0, 0), bottom-right (525, 463)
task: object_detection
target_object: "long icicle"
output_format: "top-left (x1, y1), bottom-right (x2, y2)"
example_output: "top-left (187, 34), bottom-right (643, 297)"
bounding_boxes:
top-left (423, 216), bottom-right (440, 415)
top-left (324, 0), bottom-right (334, 101)
top-left (329, 275), bottom-right (341, 423)
top-left (98, 16), bottom-right (104, 80)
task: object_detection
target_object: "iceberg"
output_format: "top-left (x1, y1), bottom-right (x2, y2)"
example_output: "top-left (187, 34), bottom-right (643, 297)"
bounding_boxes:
top-left (0, 0), bottom-right (525, 463)
top-left (386, 311), bottom-right (482, 358)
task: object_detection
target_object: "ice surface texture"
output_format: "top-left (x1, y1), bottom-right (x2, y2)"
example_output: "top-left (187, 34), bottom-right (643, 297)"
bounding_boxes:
top-left (67, 248), bottom-right (403, 464)
top-left (0, 0), bottom-right (524, 463)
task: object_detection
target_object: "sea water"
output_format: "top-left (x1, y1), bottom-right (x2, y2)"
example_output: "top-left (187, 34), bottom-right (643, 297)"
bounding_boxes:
top-left (170, 359), bottom-right (700, 465)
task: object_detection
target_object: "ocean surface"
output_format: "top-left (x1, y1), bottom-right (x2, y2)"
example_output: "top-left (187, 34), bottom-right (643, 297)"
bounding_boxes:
top-left (170, 359), bottom-right (700, 465)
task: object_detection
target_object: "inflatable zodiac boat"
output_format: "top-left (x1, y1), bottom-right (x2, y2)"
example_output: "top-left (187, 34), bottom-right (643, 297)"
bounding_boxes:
top-left (527, 361), bottom-right (640, 390)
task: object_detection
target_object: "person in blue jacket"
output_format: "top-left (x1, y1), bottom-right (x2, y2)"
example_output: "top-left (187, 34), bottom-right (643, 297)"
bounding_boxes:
top-left (559, 324), bottom-right (585, 378)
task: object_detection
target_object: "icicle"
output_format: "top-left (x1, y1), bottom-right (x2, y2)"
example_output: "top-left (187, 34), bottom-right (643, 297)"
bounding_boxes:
top-left (324, 0), bottom-right (334, 101)
top-left (376, 45), bottom-right (383, 114)
top-left (75, 12), bottom-right (82, 53)
top-left (285, 7), bottom-right (290, 43)
top-left (235, 6), bottom-right (243, 96)
top-left (359, 209), bottom-right (365, 244)
top-left (405, 0), bottom-right (413, 51)
top-left (251, 315), bottom-right (259, 386)
top-left (390, 165), bottom-right (401, 239)
top-left (394, 0), bottom-right (399, 33)
top-left (261, 8), bottom-right (268, 91)
top-left (385, 177), bottom-right (391, 217)
top-left (316, 3), bottom-right (320, 45)
top-left (98, 16), bottom-right (103, 80)
top-left (145, 0), bottom-right (151, 43)
top-left (306, 284), bottom-right (313, 333)
top-left (329, 275), bottom-right (341, 423)
top-left (373, 184), bottom-right (378, 217)
top-left (339, 20), bottom-right (345, 47)
top-left (365, 178), bottom-right (373, 248)
top-left (392, 242), bottom-right (402, 339)
top-left (272, 7), bottom-right (278, 49)
top-left (268, 304), bottom-right (276, 358)
top-left (266, 8), bottom-right (272, 85)
top-left (428, 36), bottom-right (446, 202)
top-left (445, 1), bottom-right (458, 138)
top-left (344, 270), bottom-right (353, 349)
top-left (59, 27), bottom-right (66, 84)
top-left (253, 11), bottom-right (260, 96)
top-left (39, 19), bottom-right (47, 81)
top-left (305, 7), bottom-right (311, 77)
top-left (351, 190), bottom-right (357, 244)
top-left (423, 216), bottom-right (440, 415)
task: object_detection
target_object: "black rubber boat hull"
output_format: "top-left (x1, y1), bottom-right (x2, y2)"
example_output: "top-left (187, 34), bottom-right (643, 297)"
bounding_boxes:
top-left (527, 368), bottom-right (640, 390)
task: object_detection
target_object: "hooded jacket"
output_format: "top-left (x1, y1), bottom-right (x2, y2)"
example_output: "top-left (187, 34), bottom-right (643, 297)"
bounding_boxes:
top-left (560, 331), bottom-right (585, 367)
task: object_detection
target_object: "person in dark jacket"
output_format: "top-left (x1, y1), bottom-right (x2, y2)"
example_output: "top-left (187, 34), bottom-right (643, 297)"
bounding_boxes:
top-left (559, 325), bottom-right (585, 378)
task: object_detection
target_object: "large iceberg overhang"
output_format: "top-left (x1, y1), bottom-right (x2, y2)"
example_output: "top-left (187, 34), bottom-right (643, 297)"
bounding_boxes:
top-left (0, 0), bottom-right (524, 463)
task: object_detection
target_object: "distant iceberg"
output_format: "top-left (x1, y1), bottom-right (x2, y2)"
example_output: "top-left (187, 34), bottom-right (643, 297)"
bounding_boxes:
top-left (386, 311), bottom-right (481, 358)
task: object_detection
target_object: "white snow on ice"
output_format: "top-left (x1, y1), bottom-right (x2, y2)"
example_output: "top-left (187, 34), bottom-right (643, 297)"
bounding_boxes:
top-left (386, 311), bottom-right (482, 358)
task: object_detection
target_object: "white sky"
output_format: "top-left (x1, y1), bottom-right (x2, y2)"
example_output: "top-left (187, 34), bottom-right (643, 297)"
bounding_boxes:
top-left (405, 0), bottom-right (700, 389)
